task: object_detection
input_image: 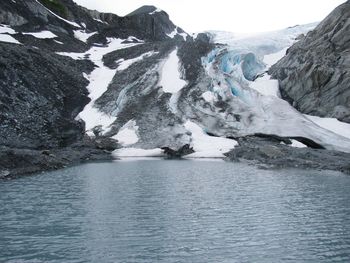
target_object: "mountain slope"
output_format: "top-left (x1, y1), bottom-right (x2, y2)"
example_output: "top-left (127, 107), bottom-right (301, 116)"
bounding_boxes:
top-left (0, 0), bottom-right (349, 177)
top-left (269, 0), bottom-right (350, 123)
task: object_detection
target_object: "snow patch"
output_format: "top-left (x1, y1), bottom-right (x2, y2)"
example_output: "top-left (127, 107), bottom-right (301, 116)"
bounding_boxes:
top-left (0, 24), bottom-right (16, 34)
top-left (149, 8), bottom-right (162, 15)
top-left (167, 27), bottom-right (188, 41)
top-left (159, 49), bottom-right (187, 94)
top-left (191, 32), bottom-right (199, 39)
top-left (23, 31), bottom-right (57, 39)
top-left (113, 148), bottom-right (165, 157)
top-left (116, 51), bottom-right (157, 71)
top-left (0, 24), bottom-right (20, 44)
top-left (184, 120), bottom-right (238, 158)
top-left (54, 40), bottom-right (64, 45)
top-left (73, 30), bottom-right (97, 43)
top-left (126, 36), bottom-right (144, 43)
top-left (113, 120), bottom-right (139, 146)
top-left (93, 18), bottom-right (108, 25)
top-left (0, 34), bottom-right (20, 44)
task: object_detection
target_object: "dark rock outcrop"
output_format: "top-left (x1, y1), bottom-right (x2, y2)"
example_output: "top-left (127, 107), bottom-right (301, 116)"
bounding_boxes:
top-left (0, 140), bottom-right (114, 179)
top-left (0, 43), bottom-right (93, 149)
top-left (161, 144), bottom-right (194, 158)
top-left (269, 0), bottom-right (350, 123)
top-left (225, 136), bottom-right (350, 174)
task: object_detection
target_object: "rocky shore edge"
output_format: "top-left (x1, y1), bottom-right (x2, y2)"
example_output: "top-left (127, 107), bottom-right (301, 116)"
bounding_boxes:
top-left (0, 137), bottom-right (118, 180)
top-left (225, 136), bottom-right (350, 175)
top-left (2, 135), bottom-right (350, 179)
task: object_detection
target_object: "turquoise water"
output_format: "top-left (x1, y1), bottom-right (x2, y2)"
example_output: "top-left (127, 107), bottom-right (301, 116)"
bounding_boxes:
top-left (1, 160), bottom-right (350, 262)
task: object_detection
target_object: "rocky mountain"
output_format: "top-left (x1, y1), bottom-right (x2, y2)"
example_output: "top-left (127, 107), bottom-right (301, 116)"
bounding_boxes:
top-left (0, 0), bottom-right (349, 177)
top-left (270, 0), bottom-right (350, 123)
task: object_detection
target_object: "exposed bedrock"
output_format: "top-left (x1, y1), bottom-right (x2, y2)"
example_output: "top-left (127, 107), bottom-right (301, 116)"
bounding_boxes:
top-left (270, 0), bottom-right (350, 123)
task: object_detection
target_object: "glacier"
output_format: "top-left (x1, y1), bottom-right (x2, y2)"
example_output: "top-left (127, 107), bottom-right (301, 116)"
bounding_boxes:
top-left (55, 23), bottom-right (350, 157)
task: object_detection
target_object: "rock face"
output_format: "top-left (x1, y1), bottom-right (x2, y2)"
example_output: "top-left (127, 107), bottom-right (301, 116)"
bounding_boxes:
top-left (0, 43), bottom-right (92, 149)
top-left (269, 0), bottom-right (350, 123)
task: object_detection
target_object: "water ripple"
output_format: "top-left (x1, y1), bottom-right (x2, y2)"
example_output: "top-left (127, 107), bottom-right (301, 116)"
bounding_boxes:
top-left (1, 160), bottom-right (350, 262)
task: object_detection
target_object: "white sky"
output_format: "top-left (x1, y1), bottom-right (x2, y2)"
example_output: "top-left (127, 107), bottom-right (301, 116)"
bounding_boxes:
top-left (74, 0), bottom-right (345, 33)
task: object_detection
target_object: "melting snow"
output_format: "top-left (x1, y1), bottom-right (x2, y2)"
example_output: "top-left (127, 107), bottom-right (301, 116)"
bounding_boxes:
top-left (23, 31), bottom-right (57, 39)
top-left (184, 120), bottom-right (238, 158)
top-left (113, 120), bottom-right (139, 146)
top-left (159, 49), bottom-right (187, 94)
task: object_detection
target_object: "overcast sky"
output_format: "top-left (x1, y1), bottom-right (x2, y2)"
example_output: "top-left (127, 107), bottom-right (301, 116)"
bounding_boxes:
top-left (74, 0), bottom-right (345, 33)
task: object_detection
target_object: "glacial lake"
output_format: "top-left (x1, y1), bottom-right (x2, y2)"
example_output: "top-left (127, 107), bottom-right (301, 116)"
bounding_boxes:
top-left (1, 160), bottom-right (350, 262)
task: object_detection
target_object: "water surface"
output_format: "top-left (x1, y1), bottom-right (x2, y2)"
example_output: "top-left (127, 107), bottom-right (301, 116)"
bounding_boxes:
top-left (1, 160), bottom-right (350, 262)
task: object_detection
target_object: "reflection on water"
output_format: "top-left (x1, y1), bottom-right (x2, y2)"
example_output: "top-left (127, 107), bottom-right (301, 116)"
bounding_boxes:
top-left (1, 160), bottom-right (350, 262)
